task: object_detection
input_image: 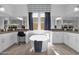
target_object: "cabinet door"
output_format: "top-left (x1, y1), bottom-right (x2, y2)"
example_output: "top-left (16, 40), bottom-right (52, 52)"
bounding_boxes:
top-left (65, 33), bottom-right (69, 46)
top-left (68, 33), bottom-right (78, 52)
top-left (76, 35), bottom-right (79, 52)
top-left (70, 34), bottom-right (77, 51)
top-left (70, 36), bottom-right (75, 49)
top-left (64, 32), bottom-right (68, 45)
top-left (2, 34), bottom-right (10, 51)
top-left (0, 34), bottom-right (8, 52)
top-left (9, 33), bottom-right (14, 44)
top-left (69, 34), bottom-right (73, 48)
top-left (0, 37), bottom-right (3, 52)
top-left (64, 32), bottom-right (79, 53)
top-left (0, 36), bottom-right (6, 52)
top-left (53, 32), bottom-right (63, 43)
top-left (68, 33), bottom-right (75, 49)
top-left (68, 35), bottom-right (70, 47)
top-left (73, 37), bottom-right (77, 51)
top-left (0, 33), bottom-right (17, 53)
top-left (12, 32), bottom-right (17, 43)
top-left (8, 32), bottom-right (17, 45)
top-left (53, 32), bottom-right (57, 43)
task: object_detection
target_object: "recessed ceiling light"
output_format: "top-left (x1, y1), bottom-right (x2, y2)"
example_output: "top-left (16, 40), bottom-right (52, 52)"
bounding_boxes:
top-left (74, 7), bottom-right (79, 12)
top-left (0, 7), bottom-right (5, 12)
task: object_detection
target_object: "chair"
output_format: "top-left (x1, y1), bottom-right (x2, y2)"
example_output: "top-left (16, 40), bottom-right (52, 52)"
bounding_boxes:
top-left (17, 31), bottom-right (26, 44)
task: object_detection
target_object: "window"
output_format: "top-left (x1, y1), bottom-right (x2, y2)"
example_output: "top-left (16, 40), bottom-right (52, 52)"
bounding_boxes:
top-left (40, 13), bottom-right (45, 30)
top-left (33, 13), bottom-right (38, 30)
top-left (32, 12), bottom-right (45, 30)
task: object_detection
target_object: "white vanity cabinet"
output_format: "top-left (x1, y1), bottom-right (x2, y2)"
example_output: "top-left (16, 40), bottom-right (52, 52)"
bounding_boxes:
top-left (76, 34), bottom-right (79, 52)
top-left (0, 34), bottom-right (7, 52)
top-left (52, 31), bottom-right (79, 53)
top-left (53, 32), bottom-right (64, 43)
top-left (68, 33), bottom-right (76, 50)
top-left (9, 32), bottom-right (17, 43)
top-left (68, 33), bottom-right (73, 48)
top-left (2, 33), bottom-right (11, 51)
top-left (0, 32), bottom-right (17, 53)
top-left (0, 37), bottom-right (3, 52)
top-left (72, 34), bottom-right (77, 51)
top-left (63, 32), bottom-right (79, 53)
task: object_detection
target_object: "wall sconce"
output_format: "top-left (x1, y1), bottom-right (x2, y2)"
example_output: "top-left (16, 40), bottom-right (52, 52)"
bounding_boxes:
top-left (17, 17), bottom-right (23, 20)
top-left (56, 17), bottom-right (62, 20)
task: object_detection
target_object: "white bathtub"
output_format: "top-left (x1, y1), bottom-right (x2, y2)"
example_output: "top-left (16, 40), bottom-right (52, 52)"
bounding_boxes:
top-left (30, 35), bottom-right (48, 52)
top-left (25, 30), bottom-right (53, 52)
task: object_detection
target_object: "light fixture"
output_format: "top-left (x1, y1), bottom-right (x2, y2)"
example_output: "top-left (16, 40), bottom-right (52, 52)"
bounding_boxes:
top-left (17, 17), bottom-right (23, 20)
top-left (0, 6), bottom-right (5, 12)
top-left (74, 6), bottom-right (79, 12)
top-left (56, 17), bottom-right (62, 20)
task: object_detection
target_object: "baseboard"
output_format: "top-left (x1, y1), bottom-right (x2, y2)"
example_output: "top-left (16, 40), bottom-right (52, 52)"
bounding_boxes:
top-left (53, 43), bottom-right (64, 45)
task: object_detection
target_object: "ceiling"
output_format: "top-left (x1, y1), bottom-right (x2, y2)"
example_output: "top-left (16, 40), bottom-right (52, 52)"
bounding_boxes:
top-left (0, 4), bottom-right (79, 19)
top-left (27, 4), bottom-right (51, 12)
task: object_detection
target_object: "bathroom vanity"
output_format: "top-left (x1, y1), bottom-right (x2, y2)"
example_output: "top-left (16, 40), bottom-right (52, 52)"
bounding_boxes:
top-left (0, 30), bottom-right (79, 53)
top-left (0, 32), bottom-right (17, 53)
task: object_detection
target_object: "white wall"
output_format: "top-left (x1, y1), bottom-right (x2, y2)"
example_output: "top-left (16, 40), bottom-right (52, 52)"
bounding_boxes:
top-left (0, 5), bottom-right (14, 16)
top-left (51, 5), bottom-right (67, 17)
top-left (2, 5), bottom-right (13, 16)
top-left (12, 4), bottom-right (28, 17)
top-left (64, 5), bottom-right (79, 17)
top-left (0, 4), bottom-right (79, 29)
top-left (51, 5), bottom-right (67, 29)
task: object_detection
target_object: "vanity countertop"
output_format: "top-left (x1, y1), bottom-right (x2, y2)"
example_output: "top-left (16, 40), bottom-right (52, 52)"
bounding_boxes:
top-left (0, 29), bottom-right (29, 34)
top-left (0, 29), bottom-right (79, 34)
top-left (51, 29), bottom-right (79, 34)
top-left (0, 31), bottom-right (18, 34)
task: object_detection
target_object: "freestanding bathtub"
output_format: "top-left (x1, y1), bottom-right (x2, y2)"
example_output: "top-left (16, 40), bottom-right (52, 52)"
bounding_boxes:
top-left (30, 34), bottom-right (48, 52)
top-left (26, 30), bottom-right (52, 52)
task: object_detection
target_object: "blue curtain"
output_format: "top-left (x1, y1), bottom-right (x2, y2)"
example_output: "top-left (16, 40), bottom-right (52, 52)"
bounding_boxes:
top-left (29, 12), bottom-right (33, 30)
top-left (44, 12), bottom-right (51, 30)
